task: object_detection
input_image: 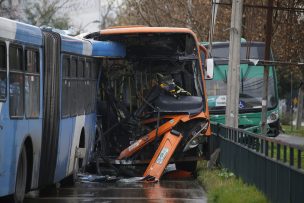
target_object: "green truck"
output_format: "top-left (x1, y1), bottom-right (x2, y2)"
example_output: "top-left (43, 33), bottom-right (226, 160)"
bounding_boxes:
top-left (203, 41), bottom-right (280, 136)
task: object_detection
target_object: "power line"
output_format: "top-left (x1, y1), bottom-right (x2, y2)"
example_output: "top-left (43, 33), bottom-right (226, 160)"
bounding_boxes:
top-left (213, 2), bottom-right (304, 13)
top-left (210, 58), bottom-right (304, 67)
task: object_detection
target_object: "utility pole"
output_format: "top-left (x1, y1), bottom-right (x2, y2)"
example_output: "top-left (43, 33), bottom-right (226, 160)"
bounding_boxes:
top-left (225, 0), bottom-right (243, 128)
top-left (261, 0), bottom-right (274, 135)
top-left (296, 82), bottom-right (303, 129)
top-left (291, 72), bottom-right (293, 131)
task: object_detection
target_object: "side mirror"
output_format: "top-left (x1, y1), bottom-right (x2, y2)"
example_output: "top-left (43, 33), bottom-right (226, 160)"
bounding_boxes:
top-left (205, 58), bottom-right (214, 80)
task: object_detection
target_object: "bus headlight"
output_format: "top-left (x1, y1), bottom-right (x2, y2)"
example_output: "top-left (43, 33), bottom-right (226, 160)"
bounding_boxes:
top-left (267, 111), bottom-right (278, 124)
top-left (183, 121), bottom-right (209, 152)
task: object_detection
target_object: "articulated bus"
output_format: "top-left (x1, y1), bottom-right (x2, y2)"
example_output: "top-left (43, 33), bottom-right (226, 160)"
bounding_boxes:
top-left (0, 17), bottom-right (124, 202)
top-left (203, 41), bottom-right (280, 136)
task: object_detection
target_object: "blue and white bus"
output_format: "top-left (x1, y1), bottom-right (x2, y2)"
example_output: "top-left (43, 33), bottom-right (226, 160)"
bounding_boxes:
top-left (0, 17), bottom-right (125, 202)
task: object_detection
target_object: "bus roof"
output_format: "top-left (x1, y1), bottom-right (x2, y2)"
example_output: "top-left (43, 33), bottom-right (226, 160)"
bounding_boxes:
top-left (100, 26), bottom-right (196, 35)
top-left (98, 26), bottom-right (199, 42)
top-left (0, 17), bottom-right (42, 46)
top-left (61, 35), bottom-right (93, 56)
top-left (82, 26), bottom-right (199, 42)
top-left (81, 26), bottom-right (200, 59)
top-left (91, 40), bottom-right (126, 58)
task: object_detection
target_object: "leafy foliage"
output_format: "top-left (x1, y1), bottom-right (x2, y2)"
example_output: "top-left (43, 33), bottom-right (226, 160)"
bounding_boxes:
top-left (217, 168), bottom-right (235, 179)
top-left (24, 0), bottom-right (70, 29)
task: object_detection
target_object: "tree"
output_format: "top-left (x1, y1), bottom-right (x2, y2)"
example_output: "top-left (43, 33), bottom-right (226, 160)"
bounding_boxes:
top-left (0, 0), bottom-right (20, 19)
top-left (99, 0), bottom-right (121, 29)
top-left (24, 0), bottom-right (71, 29)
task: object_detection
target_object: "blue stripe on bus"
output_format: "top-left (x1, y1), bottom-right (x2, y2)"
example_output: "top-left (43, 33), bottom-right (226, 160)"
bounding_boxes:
top-left (15, 22), bottom-right (43, 46)
top-left (61, 35), bottom-right (90, 55)
top-left (92, 41), bottom-right (126, 58)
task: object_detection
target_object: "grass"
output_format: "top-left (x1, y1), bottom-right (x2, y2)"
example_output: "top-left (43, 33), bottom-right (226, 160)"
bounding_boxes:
top-left (282, 125), bottom-right (304, 137)
top-left (197, 161), bottom-right (269, 203)
top-left (266, 143), bottom-right (304, 169)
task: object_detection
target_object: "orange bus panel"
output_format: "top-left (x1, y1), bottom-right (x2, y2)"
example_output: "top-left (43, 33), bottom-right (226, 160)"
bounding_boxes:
top-left (143, 131), bottom-right (183, 180)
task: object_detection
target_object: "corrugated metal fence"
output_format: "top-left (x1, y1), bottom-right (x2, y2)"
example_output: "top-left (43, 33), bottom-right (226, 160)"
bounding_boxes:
top-left (210, 123), bottom-right (304, 203)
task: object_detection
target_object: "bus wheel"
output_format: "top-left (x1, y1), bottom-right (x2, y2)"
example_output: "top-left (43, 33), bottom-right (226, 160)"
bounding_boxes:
top-left (14, 147), bottom-right (27, 203)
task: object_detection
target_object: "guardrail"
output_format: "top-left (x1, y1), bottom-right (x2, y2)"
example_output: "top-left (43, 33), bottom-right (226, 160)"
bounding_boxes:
top-left (210, 123), bottom-right (304, 203)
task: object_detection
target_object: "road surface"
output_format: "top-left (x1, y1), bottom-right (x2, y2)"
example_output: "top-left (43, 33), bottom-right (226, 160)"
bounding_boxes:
top-left (24, 179), bottom-right (207, 203)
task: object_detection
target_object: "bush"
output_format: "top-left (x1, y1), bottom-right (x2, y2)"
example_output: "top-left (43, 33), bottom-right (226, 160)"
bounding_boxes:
top-left (197, 161), bottom-right (269, 203)
top-left (280, 112), bottom-right (293, 125)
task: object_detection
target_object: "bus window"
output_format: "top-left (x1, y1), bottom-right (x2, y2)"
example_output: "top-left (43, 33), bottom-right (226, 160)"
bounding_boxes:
top-left (63, 55), bottom-right (70, 77)
top-left (78, 58), bottom-right (85, 78)
top-left (0, 42), bottom-right (7, 101)
top-left (91, 61), bottom-right (99, 79)
top-left (62, 55), bottom-right (70, 117)
top-left (91, 61), bottom-right (98, 112)
top-left (77, 58), bottom-right (85, 115)
top-left (70, 56), bottom-right (77, 116)
top-left (9, 45), bottom-right (24, 118)
top-left (85, 60), bottom-right (91, 79)
top-left (25, 49), bottom-right (40, 118)
top-left (70, 57), bottom-right (77, 78)
top-left (84, 60), bottom-right (91, 113)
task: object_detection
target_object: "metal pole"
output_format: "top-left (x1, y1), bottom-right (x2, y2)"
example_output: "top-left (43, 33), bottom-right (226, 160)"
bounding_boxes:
top-left (296, 83), bottom-right (303, 129)
top-left (291, 72), bottom-right (293, 131)
top-left (261, 0), bottom-right (273, 135)
top-left (225, 0), bottom-right (243, 128)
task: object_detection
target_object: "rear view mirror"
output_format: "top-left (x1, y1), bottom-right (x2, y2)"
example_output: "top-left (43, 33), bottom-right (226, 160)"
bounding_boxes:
top-left (205, 58), bottom-right (214, 79)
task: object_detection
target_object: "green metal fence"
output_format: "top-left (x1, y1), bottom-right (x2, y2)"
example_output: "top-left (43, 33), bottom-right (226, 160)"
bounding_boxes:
top-left (210, 123), bottom-right (304, 203)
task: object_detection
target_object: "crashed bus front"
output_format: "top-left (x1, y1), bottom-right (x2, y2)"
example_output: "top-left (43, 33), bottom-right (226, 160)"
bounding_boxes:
top-left (85, 27), bottom-right (211, 180)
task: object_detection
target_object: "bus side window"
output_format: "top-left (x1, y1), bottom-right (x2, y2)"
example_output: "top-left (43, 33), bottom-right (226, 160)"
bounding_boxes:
top-left (85, 59), bottom-right (91, 114)
top-left (25, 49), bottom-right (40, 118)
top-left (91, 61), bottom-right (98, 113)
top-left (9, 44), bottom-right (24, 118)
top-left (77, 58), bottom-right (85, 115)
top-left (77, 58), bottom-right (85, 78)
top-left (70, 56), bottom-right (77, 116)
top-left (62, 55), bottom-right (70, 117)
top-left (0, 42), bottom-right (7, 101)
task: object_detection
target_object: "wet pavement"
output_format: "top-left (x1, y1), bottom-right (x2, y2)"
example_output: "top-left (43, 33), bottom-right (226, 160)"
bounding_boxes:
top-left (24, 180), bottom-right (207, 203)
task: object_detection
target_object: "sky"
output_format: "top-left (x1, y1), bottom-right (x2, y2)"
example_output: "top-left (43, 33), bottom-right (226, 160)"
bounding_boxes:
top-left (67, 0), bottom-right (101, 33)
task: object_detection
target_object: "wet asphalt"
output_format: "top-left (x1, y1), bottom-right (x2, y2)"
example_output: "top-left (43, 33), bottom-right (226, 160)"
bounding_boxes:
top-left (17, 133), bottom-right (304, 203)
top-left (24, 179), bottom-right (207, 203)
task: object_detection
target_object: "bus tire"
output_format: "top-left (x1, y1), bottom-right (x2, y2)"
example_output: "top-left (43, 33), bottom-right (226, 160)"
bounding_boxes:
top-left (14, 147), bottom-right (27, 203)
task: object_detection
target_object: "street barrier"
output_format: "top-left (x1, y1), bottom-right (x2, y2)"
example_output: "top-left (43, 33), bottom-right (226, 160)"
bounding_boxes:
top-left (210, 123), bottom-right (304, 203)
